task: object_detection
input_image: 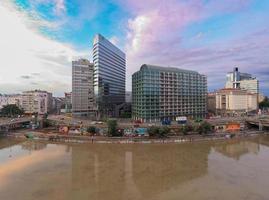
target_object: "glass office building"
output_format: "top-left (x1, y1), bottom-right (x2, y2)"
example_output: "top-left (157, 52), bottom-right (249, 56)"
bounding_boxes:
top-left (93, 34), bottom-right (126, 117)
top-left (132, 64), bottom-right (207, 122)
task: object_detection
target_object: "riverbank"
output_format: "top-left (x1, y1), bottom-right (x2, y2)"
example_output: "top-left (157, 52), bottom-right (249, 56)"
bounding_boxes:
top-left (3, 129), bottom-right (267, 144)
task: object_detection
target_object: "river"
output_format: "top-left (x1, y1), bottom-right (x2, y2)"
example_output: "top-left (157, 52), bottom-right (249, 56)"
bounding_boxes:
top-left (1, 136), bottom-right (269, 200)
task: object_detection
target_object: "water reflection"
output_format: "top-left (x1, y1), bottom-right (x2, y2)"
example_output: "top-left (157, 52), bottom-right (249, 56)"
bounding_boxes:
top-left (1, 137), bottom-right (269, 200)
top-left (70, 144), bottom-right (211, 199)
top-left (214, 140), bottom-right (260, 160)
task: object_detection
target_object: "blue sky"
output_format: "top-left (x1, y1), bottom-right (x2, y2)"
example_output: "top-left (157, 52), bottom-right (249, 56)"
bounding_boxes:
top-left (0, 0), bottom-right (269, 96)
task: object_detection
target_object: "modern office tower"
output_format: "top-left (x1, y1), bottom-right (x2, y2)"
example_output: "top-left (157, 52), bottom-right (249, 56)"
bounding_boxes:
top-left (21, 90), bottom-right (53, 115)
top-left (216, 88), bottom-right (258, 116)
top-left (132, 64), bottom-right (207, 122)
top-left (93, 34), bottom-right (126, 118)
top-left (72, 59), bottom-right (95, 117)
top-left (225, 67), bottom-right (259, 94)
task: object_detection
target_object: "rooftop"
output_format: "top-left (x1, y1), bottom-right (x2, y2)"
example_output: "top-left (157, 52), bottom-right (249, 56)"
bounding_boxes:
top-left (140, 64), bottom-right (200, 74)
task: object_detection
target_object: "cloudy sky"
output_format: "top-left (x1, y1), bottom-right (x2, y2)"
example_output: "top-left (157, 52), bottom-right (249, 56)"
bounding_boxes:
top-left (0, 0), bottom-right (269, 96)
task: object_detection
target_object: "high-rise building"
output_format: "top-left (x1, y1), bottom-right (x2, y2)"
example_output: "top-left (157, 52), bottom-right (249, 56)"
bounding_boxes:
top-left (72, 59), bottom-right (95, 117)
top-left (132, 64), bottom-right (207, 122)
top-left (216, 88), bottom-right (258, 116)
top-left (225, 67), bottom-right (259, 94)
top-left (93, 34), bottom-right (126, 118)
top-left (21, 90), bottom-right (52, 115)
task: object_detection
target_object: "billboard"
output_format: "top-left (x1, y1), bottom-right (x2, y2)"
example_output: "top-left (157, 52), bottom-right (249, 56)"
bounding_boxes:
top-left (176, 116), bottom-right (187, 124)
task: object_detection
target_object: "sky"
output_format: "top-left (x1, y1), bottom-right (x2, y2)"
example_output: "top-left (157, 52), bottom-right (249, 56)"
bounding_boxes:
top-left (0, 0), bottom-right (269, 96)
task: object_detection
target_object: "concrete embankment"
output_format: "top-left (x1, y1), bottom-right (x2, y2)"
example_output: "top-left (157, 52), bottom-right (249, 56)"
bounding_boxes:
top-left (4, 130), bottom-right (267, 144)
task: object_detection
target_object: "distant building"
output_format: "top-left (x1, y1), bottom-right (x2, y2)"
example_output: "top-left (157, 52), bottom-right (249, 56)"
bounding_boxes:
top-left (64, 92), bottom-right (72, 113)
top-left (125, 91), bottom-right (132, 103)
top-left (72, 59), bottom-right (95, 117)
top-left (93, 34), bottom-right (126, 118)
top-left (132, 64), bottom-right (207, 122)
top-left (52, 97), bottom-right (65, 114)
top-left (225, 67), bottom-right (259, 94)
top-left (258, 93), bottom-right (265, 103)
top-left (0, 94), bottom-right (22, 109)
top-left (21, 90), bottom-right (53, 115)
top-left (216, 88), bottom-right (257, 116)
top-left (207, 92), bottom-right (216, 115)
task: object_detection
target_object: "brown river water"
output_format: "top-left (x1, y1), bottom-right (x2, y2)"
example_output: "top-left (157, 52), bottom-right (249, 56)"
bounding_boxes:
top-left (1, 136), bottom-right (269, 200)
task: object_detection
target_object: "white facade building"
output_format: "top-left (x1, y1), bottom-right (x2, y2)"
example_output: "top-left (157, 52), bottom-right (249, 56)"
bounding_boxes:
top-left (21, 90), bottom-right (52, 115)
top-left (0, 94), bottom-right (22, 109)
top-left (225, 67), bottom-right (259, 94)
top-left (216, 88), bottom-right (257, 116)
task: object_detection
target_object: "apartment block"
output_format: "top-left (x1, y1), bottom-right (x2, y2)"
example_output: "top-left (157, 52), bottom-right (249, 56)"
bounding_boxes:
top-left (132, 64), bottom-right (207, 122)
top-left (21, 90), bottom-right (53, 115)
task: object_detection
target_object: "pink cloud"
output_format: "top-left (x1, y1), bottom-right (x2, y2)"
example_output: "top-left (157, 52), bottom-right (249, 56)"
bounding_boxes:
top-left (123, 0), bottom-right (269, 95)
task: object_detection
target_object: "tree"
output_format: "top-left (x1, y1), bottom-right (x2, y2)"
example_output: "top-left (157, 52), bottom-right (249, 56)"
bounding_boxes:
top-left (87, 126), bottom-right (96, 134)
top-left (0, 104), bottom-right (24, 117)
top-left (107, 120), bottom-right (118, 136)
top-left (159, 126), bottom-right (170, 137)
top-left (148, 126), bottom-right (170, 138)
top-left (197, 121), bottom-right (213, 135)
top-left (181, 124), bottom-right (193, 135)
top-left (148, 126), bottom-right (159, 137)
top-left (259, 96), bottom-right (269, 109)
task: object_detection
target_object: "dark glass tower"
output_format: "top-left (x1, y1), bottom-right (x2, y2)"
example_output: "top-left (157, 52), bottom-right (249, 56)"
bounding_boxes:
top-left (93, 34), bottom-right (126, 118)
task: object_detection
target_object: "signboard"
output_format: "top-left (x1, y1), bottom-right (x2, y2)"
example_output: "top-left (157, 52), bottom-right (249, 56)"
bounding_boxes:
top-left (176, 116), bottom-right (187, 124)
top-left (176, 116), bottom-right (187, 121)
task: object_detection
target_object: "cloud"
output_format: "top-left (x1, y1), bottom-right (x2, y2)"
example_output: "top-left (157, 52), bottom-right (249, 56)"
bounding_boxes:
top-left (109, 36), bottom-right (119, 46)
top-left (0, 0), bottom-right (87, 96)
top-left (20, 75), bottom-right (32, 79)
top-left (29, 0), bottom-right (66, 16)
top-left (124, 0), bottom-right (269, 95)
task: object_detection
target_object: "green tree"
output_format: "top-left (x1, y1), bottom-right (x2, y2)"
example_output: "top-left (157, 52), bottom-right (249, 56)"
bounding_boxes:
top-left (159, 126), bottom-right (170, 137)
top-left (148, 126), bottom-right (170, 138)
top-left (197, 121), bottom-right (213, 135)
top-left (181, 124), bottom-right (193, 135)
top-left (87, 126), bottom-right (96, 134)
top-left (147, 126), bottom-right (160, 137)
top-left (107, 120), bottom-right (118, 136)
top-left (259, 96), bottom-right (269, 109)
top-left (0, 104), bottom-right (24, 117)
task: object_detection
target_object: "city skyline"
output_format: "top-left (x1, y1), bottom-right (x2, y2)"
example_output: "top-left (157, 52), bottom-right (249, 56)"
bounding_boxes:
top-left (0, 0), bottom-right (269, 96)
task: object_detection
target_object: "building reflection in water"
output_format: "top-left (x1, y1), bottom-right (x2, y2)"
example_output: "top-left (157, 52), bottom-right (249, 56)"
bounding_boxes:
top-left (21, 141), bottom-right (47, 152)
top-left (70, 143), bottom-right (211, 200)
top-left (213, 140), bottom-right (260, 160)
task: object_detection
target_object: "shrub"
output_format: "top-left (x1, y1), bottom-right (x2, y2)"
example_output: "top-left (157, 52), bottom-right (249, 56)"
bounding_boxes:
top-left (107, 120), bottom-right (118, 136)
top-left (87, 126), bottom-right (96, 134)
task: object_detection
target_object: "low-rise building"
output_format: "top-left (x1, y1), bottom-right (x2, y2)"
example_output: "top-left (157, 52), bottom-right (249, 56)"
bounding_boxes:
top-left (216, 88), bottom-right (257, 116)
top-left (0, 94), bottom-right (22, 109)
top-left (21, 90), bottom-right (53, 115)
